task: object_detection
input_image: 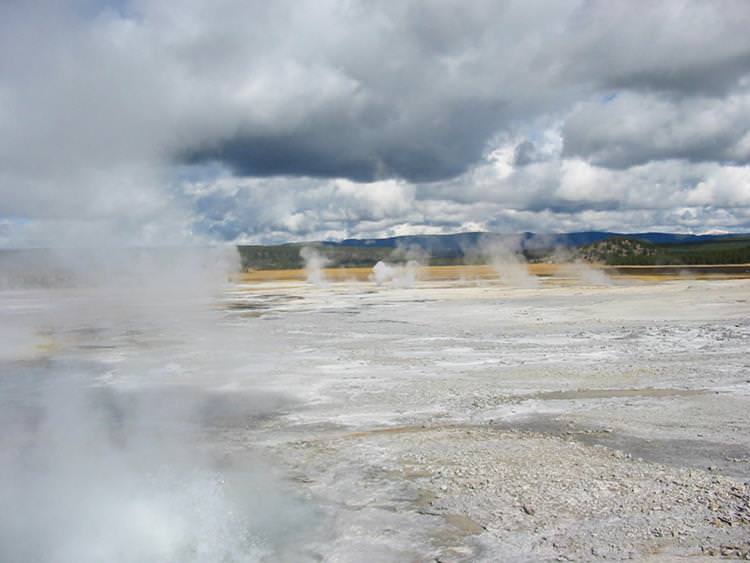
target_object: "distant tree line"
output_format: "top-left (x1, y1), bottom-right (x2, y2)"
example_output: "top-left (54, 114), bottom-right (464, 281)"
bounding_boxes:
top-left (576, 237), bottom-right (750, 265)
top-left (237, 236), bottom-right (750, 270)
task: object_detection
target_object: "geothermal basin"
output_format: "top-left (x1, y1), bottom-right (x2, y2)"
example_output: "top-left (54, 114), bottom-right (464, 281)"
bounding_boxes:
top-left (2, 265), bottom-right (749, 561)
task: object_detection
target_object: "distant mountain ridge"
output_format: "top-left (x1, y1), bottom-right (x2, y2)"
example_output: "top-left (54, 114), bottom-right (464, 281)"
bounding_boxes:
top-left (236, 231), bottom-right (750, 269)
top-left (326, 231), bottom-right (746, 254)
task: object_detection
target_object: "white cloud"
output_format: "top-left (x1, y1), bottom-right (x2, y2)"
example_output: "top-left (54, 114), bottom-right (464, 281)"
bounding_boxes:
top-left (1, 0), bottom-right (750, 246)
top-left (177, 141), bottom-right (750, 243)
top-left (562, 90), bottom-right (750, 167)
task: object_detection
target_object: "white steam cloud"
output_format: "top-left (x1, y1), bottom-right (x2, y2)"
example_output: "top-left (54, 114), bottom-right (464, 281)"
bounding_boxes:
top-left (371, 244), bottom-right (427, 288)
top-left (371, 260), bottom-right (421, 287)
top-left (0, 246), bottom-right (320, 562)
top-left (478, 236), bottom-right (539, 288)
top-left (547, 245), bottom-right (614, 286)
top-left (300, 246), bottom-right (330, 286)
top-left (560, 260), bottom-right (614, 286)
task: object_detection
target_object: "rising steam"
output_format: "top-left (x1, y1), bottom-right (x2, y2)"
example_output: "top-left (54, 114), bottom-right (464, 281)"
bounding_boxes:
top-left (371, 244), bottom-right (427, 288)
top-left (0, 246), bottom-right (319, 562)
top-left (477, 236), bottom-right (539, 288)
top-left (300, 246), bottom-right (330, 286)
top-left (560, 260), bottom-right (614, 285)
top-left (546, 244), bottom-right (614, 286)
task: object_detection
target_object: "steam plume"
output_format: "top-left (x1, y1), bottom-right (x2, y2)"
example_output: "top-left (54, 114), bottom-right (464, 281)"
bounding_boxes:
top-left (478, 235), bottom-right (539, 288)
top-left (371, 243), bottom-right (427, 287)
top-left (300, 246), bottom-right (330, 285)
top-left (0, 246), bottom-right (319, 562)
top-left (548, 245), bottom-right (614, 286)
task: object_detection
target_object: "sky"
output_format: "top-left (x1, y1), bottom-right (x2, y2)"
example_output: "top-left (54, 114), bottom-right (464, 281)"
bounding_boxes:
top-left (1, 0), bottom-right (750, 246)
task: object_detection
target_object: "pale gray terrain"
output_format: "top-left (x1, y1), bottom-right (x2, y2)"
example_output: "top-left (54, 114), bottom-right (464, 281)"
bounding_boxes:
top-left (1, 276), bottom-right (749, 561)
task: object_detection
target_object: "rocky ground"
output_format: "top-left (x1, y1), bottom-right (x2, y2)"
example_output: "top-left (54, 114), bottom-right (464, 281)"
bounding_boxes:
top-left (3, 274), bottom-right (749, 561)
top-left (224, 276), bottom-right (750, 561)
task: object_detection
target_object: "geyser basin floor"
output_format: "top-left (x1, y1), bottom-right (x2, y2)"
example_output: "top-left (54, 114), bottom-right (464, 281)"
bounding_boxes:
top-left (228, 276), bottom-right (750, 561)
top-left (3, 276), bottom-right (750, 561)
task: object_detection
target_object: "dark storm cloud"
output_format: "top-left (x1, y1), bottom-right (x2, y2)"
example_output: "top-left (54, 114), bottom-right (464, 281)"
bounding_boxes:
top-left (184, 98), bottom-right (505, 183)
top-left (514, 141), bottom-right (543, 166)
top-left (173, 0), bottom-right (750, 182)
top-left (560, 1), bottom-right (750, 97)
top-left (606, 51), bottom-right (750, 97)
top-left (562, 92), bottom-right (750, 168)
top-left (2, 0), bottom-right (750, 245)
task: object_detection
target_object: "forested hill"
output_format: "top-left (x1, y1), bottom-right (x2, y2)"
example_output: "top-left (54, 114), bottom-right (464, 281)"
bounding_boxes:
top-left (237, 231), bottom-right (750, 270)
top-left (577, 236), bottom-right (750, 265)
top-left (334, 231), bottom-right (742, 251)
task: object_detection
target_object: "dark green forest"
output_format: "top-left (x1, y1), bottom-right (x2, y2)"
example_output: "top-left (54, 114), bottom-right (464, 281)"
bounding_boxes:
top-left (577, 237), bottom-right (750, 265)
top-left (238, 235), bottom-right (750, 270)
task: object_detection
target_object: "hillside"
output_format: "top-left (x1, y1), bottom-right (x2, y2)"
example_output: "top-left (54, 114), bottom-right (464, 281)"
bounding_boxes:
top-left (577, 236), bottom-right (750, 265)
top-left (333, 231), bottom-right (740, 250)
top-left (237, 231), bottom-right (750, 270)
top-left (576, 237), bottom-right (662, 265)
top-left (237, 244), bottom-right (393, 270)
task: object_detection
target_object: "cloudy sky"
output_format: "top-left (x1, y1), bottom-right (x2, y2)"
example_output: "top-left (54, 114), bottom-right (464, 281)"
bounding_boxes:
top-left (1, 0), bottom-right (750, 246)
